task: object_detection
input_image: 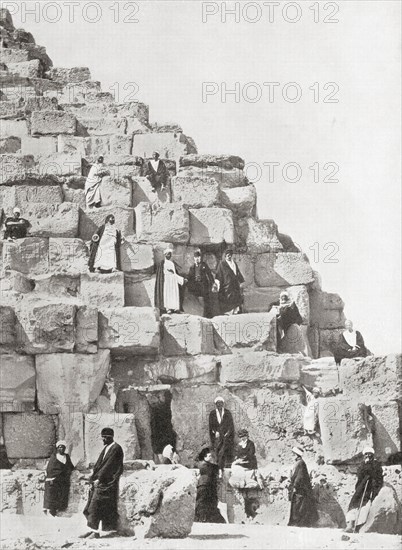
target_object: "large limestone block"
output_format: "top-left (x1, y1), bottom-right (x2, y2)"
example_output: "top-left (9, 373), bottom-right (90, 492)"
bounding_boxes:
top-left (79, 205), bottom-right (134, 240)
top-left (286, 285), bottom-right (310, 323)
top-left (119, 466), bottom-right (196, 538)
top-left (78, 116), bottom-right (128, 135)
top-left (132, 132), bottom-right (195, 159)
top-left (144, 355), bottom-right (218, 384)
top-left (99, 307), bottom-right (160, 355)
top-left (0, 136), bottom-right (20, 153)
top-left (59, 80), bottom-right (101, 104)
top-left (0, 185), bottom-right (62, 212)
top-left (230, 251), bottom-right (255, 287)
top-left (1, 49), bottom-right (29, 63)
top-left (219, 350), bottom-right (301, 384)
top-left (135, 202), bottom-right (189, 243)
top-left (37, 152), bottom-right (82, 176)
top-left (120, 239), bottom-right (154, 274)
top-left (0, 270), bottom-right (34, 296)
top-left (76, 305), bottom-right (98, 353)
top-left (0, 154), bottom-right (35, 185)
top-left (221, 184), bottom-right (256, 217)
top-left (160, 314), bottom-right (228, 356)
top-left (360, 485), bottom-right (402, 534)
top-left (254, 253), bottom-right (313, 287)
top-left (132, 177), bottom-right (170, 207)
top-left (6, 59), bottom-right (42, 79)
top-left (189, 207), bottom-right (234, 245)
top-left (0, 305), bottom-right (16, 351)
top-left (15, 301), bottom-right (76, 354)
top-left (0, 354), bottom-right (35, 411)
top-left (46, 67), bottom-right (91, 83)
top-left (80, 272), bottom-right (125, 308)
top-left (236, 218), bottom-right (283, 253)
top-left (49, 237), bottom-right (89, 274)
top-left (31, 110), bottom-right (77, 135)
top-left (58, 412), bottom-right (85, 466)
top-left (319, 398), bottom-right (373, 464)
top-left (2, 238), bottom-right (49, 275)
top-left (99, 175), bottom-right (132, 207)
top-left (84, 412), bottom-right (140, 465)
top-left (319, 328), bottom-right (344, 357)
top-left (0, 8), bottom-right (15, 31)
top-left (242, 286), bottom-right (282, 313)
top-left (178, 165), bottom-right (247, 188)
top-left (310, 290), bottom-right (345, 329)
top-left (36, 350), bottom-right (110, 414)
top-left (25, 202), bottom-right (79, 238)
top-left (180, 154), bottom-right (244, 170)
top-left (212, 312), bottom-right (276, 351)
top-left (171, 175), bottom-right (220, 207)
top-left (371, 402), bottom-right (401, 463)
top-left (62, 180), bottom-right (86, 208)
top-left (0, 119), bottom-right (29, 139)
top-left (110, 134), bottom-right (133, 155)
top-left (124, 275), bottom-right (155, 307)
top-left (300, 357), bottom-right (339, 393)
top-left (32, 273), bottom-right (79, 299)
top-left (20, 136), bottom-right (57, 156)
top-left (3, 413), bottom-right (57, 458)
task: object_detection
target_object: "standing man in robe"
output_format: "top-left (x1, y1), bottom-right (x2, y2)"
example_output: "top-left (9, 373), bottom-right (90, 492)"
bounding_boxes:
top-left (288, 446), bottom-right (318, 527)
top-left (85, 156), bottom-right (110, 209)
top-left (154, 247), bottom-right (187, 314)
top-left (214, 249), bottom-right (245, 315)
top-left (345, 447), bottom-right (383, 533)
top-left (208, 396), bottom-right (235, 476)
top-left (302, 386), bottom-right (321, 436)
top-left (334, 319), bottom-right (369, 365)
top-left (144, 151), bottom-right (169, 193)
top-left (3, 207), bottom-right (31, 241)
top-left (81, 428), bottom-right (124, 540)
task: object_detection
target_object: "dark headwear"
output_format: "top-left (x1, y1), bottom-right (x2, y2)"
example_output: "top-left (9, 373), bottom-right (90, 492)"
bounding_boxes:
top-left (194, 249), bottom-right (202, 258)
top-left (105, 214), bottom-right (115, 224)
top-left (97, 156), bottom-right (104, 163)
top-left (198, 447), bottom-right (211, 462)
top-left (237, 428), bottom-right (249, 438)
top-left (224, 248), bottom-right (234, 256)
top-left (101, 427), bottom-right (114, 437)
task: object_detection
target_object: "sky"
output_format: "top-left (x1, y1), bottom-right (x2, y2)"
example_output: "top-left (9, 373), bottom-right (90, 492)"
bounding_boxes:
top-left (6, 0), bottom-right (401, 354)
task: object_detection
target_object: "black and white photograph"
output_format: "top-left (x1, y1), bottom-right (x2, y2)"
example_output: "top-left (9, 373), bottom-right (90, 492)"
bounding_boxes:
top-left (0, 1), bottom-right (400, 549)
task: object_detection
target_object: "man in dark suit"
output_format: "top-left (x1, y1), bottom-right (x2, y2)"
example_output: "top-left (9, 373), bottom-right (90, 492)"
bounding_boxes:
top-left (208, 396), bottom-right (235, 475)
top-left (80, 427), bottom-right (124, 539)
top-left (144, 151), bottom-right (169, 192)
top-left (186, 249), bottom-right (215, 317)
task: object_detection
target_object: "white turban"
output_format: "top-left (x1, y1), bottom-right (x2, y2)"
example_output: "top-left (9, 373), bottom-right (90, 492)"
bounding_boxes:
top-left (363, 446), bottom-right (374, 455)
top-left (214, 396), bottom-right (224, 403)
top-left (13, 207), bottom-right (21, 214)
top-left (164, 247), bottom-right (173, 256)
top-left (56, 440), bottom-right (67, 448)
top-left (292, 446), bottom-right (304, 457)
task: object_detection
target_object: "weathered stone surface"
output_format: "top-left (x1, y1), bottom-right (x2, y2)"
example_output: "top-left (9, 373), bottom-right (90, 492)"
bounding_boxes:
top-left (212, 312), bottom-right (276, 351)
top-left (171, 175), bottom-right (220, 207)
top-left (145, 355), bottom-right (218, 384)
top-left (0, 119), bottom-right (29, 139)
top-left (0, 185), bottom-right (62, 212)
top-left (0, 270), bottom-right (34, 295)
top-left (319, 397), bottom-right (373, 464)
top-left (132, 132), bottom-right (195, 159)
top-left (48, 237), bottom-right (89, 274)
top-left (79, 205), bottom-right (134, 241)
top-left (254, 253), bottom-right (313, 287)
top-left (0, 306), bottom-right (16, 350)
top-left (161, 314), bottom-right (228, 356)
top-left (221, 184), bottom-right (256, 216)
top-left (119, 466), bottom-right (196, 538)
top-left (25, 202), bottom-right (79, 238)
top-left (0, 354), bottom-right (35, 411)
top-left (46, 67), bottom-right (91, 83)
top-left (178, 165), bottom-right (247, 188)
top-left (0, 154), bottom-right (35, 184)
top-left (99, 307), bottom-right (160, 355)
top-left (236, 218), bottom-right (283, 253)
top-left (15, 301), bottom-right (76, 354)
top-left (310, 290), bottom-right (346, 329)
top-left (37, 152), bottom-right (82, 176)
top-left (135, 202), bottom-right (189, 243)
top-left (99, 175), bottom-right (132, 207)
top-left (0, 7), bottom-right (14, 31)
top-left (189, 207), bottom-right (234, 245)
top-left (242, 286), bottom-right (282, 313)
top-left (371, 402), bottom-right (401, 463)
top-left (132, 177), bottom-right (170, 207)
top-left (300, 357), bottom-right (339, 393)
top-left (124, 274), bottom-right (155, 307)
top-left (61, 182), bottom-right (86, 208)
top-left (0, 136), bottom-right (20, 153)
top-left (6, 59), bottom-right (42, 79)
top-left (80, 272), bottom-right (125, 309)
top-left (78, 116), bottom-right (128, 136)
top-left (2, 238), bottom-right (49, 275)
top-left (180, 154), bottom-right (244, 170)
top-left (32, 273), bottom-right (79, 299)
top-left (84, 412), bottom-right (140, 465)
top-left (76, 306), bottom-right (98, 353)
top-left (286, 284), bottom-right (310, 324)
top-left (319, 328), bottom-right (344, 357)
top-left (110, 134), bottom-right (133, 155)
top-left (31, 110), bottom-right (77, 135)
top-left (58, 80), bottom-right (102, 104)
top-left (3, 413), bottom-right (57, 458)
top-left (360, 485), bottom-right (402, 534)
top-left (219, 351), bottom-right (301, 384)
top-left (36, 350), bottom-right (110, 415)
top-left (58, 412), bottom-right (85, 466)
top-left (120, 239), bottom-right (154, 274)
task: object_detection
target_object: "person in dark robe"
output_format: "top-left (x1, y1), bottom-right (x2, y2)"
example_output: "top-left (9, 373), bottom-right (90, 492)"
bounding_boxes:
top-left (43, 440), bottom-right (74, 517)
top-left (334, 320), bottom-right (369, 365)
top-left (144, 151), bottom-right (169, 192)
top-left (3, 207), bottom-right (31, 241)
top-left (214, 249), bottom-right (245, 315)
top-left (232, 429), bottom-right (258, 470)
top-left (81, 427), bottom-right (124, 540)
top-left (208, 396), bottom-right (235, 475)
top-left (194, 447), bottom-right (226, 524)
top-left (88, 214), bottom-right (122, 273)
top-left (186, 249), bottom-right (215, 318)
top-left (345, 446), bottom-right (383, 533)
top-left (270, 291), bottom-right (307, 354)
top-left (154, 247), bottom-right (187, 314)
top-left (288, 446), bottom-right (318, 527)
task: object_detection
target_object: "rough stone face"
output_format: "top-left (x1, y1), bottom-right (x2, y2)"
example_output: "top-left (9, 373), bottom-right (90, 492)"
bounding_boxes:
top-left (99, 175), bottom-right (133, 207)
top-left (171, 175), bottom-right (220, 207)
top-left (177, 165), bottom-right (247, 188)
top-left (36, 350), bottom-right (110, 415)
top-left (48, 237), bottom-right (89, 274)
top-left (219, 351), bottom-right (301, 384)
top-left (0, 270), bottom-right (34, 295)
top-left (0, 119), bottom-right (29, 139)
top-left (2, 238), bottom-right (49, 275)
top-left (0, 354), bottom-right (35, 411)
top-left (144, 355), bottom-right (218, 384)
top-left (180, 154), bottom-right (244, 170)
top-left (0, 306), bottom-right (16, 351)
top-left (0, 136), bottom-right (21, 153)
top-left (15, 301), bottom-right (76, 354)
top-left (160, 314), bottom-right (228, 356)
top-left (371, 402), bottom-right (401, 462)
top-left (132, 176), bottom-right (170, 207)
top-left (31, 110), bottom-right (77, 135)
top-left (120, 240), bottom-right (154, 274)
top-left (0, 154), bottom-right (35, 185)
top-left (242, 286), bottom-right (282, 313)
top-left (76, 305), bottom-right (98, 353)
top-left (37, 152), bottom-right (82, 176)
top-left (84, 412), bottom-right (140, 466)
top-left (319, 328), bottom-right (344, 357)
top-left (3, 413), bottom-right (57, 459)
top-left (300, 357), bottom-right (339, 393)
top-left (212, 312), bottom-right (277, 351)
top-left (24, 202), bottom-right (79, 238)
top-left (319, 397), bottom-right (373, 464)
top-left (58, 412), bottom-right (85, 466)
top-left (99, 307), bottom-right (160, 355)
top-left (132, 132), bottom-right (195, 159)
top-left (236, 218), bottom-right (283, 253)
top-left (110, 134), bottom-right (133, 155)
top-left (46, 67), bottom-right (91, 83)
top-left (189, 207), bottom-right (235, 245)
top-left (32, 273), bottom-right (79, 299)
top-left (221, 184), bottom-right (256, 216)
top-left (6, 59), bottom-right (42, 79)
top-left (286, 284), bottom-right (310, 324)
top-left (0, 184), bottom-right (62, 212)
top-left (360, 485), bottom-right (402, 534)
top-left (310, 290), bottom-right (346, 329)
top-left (124, 274), bottom-right (155, 307)
top-left (79, 205), bottom-right (134, 241)
top-left (254, 253), bottom-right (313, 287)
top-left (135, 202), bottom-right (189, 244)
top-left (119, 466), bottom-right (196, 538)
top-left (80, 272), bottom-right (125, 309)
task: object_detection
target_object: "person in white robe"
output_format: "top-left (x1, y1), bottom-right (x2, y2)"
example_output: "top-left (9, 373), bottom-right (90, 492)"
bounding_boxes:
top-left (88, 215), bottom-right (123, 273)
top-left (154, 248), bottom-right (187, 314)
top-left (85, 156), bottom-right (109, 208)
top-left (302, 386), bottom-right (320, 435)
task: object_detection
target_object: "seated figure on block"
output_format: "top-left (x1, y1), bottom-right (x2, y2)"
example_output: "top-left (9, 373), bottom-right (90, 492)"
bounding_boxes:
top-left (334, 319), bottom-right (370, 365)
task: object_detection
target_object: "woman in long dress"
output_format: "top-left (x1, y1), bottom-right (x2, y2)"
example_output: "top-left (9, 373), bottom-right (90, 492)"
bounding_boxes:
top-left (43, 441), bottom-right (74, 517)
top-left (88, 214), bottom-right (122, 273)
top-left (288, 446), bottom-right (318, 527)
top-left (194, 448), bottom-right (226, 524)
